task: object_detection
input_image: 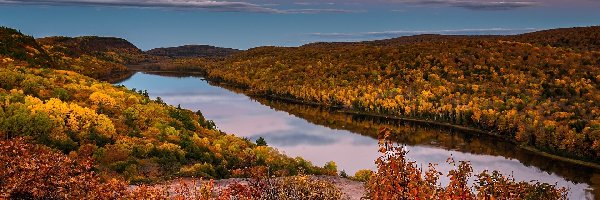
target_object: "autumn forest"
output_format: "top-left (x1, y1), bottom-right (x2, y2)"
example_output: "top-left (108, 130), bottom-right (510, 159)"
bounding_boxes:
top-left (1, 25), bottom-right (600, 199)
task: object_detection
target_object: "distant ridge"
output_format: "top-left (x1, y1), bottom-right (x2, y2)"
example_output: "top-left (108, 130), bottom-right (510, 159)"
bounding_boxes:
top-left (37, 36), bottom-right (145, 64)
top-left (510, 26), bottom-right (600, 51)
top-left (146, 45), bottom-right (241, 58)
top-left (303, 26), bottom-right (600, 52)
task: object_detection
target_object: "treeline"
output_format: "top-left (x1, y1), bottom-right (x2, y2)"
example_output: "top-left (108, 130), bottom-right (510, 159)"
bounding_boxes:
top-left (197, 26), bottom-right (600, 163)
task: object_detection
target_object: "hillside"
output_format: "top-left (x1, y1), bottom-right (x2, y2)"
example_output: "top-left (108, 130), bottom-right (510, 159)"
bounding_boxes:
top-left (196, 26), bottom-right (600, 164)
top-left (509, 26), bottom-right (600, 52)
top-left (0, 27), bottom-right (344, 198)
top-left (0, 26), bottom-right (55, 68)
top-left (146, 45), bottom-right (241, 58)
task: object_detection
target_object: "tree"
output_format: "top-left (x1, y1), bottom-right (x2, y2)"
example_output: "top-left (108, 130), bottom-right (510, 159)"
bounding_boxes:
top-left (323, 161), bottom-right (338, 176)
top-left (256, 137), bottom-right (267, 146)
top-left (339, 170), bottom-right (348, 178)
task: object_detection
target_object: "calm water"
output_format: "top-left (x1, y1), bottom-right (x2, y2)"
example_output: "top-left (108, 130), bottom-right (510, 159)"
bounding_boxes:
top-left (118, 72), bottom-right (598, 199)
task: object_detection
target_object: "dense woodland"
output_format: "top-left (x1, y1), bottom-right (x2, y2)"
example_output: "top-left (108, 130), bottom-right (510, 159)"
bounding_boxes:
top-left (0, 25), bottom-right (586, 198)
top-left (195, 26), bottom-right (600, 163)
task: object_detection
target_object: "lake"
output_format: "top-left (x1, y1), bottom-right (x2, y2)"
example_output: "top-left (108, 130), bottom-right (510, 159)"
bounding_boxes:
top-left (117, 72), bottom-right (598, 199)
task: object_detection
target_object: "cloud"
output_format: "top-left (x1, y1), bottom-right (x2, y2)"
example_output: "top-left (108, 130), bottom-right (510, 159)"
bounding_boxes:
top-left (293, 2), bottom-right (336, 6)
top-left (400, 0), bottom-right (539, 10)
top-left (307, 28), bottom-right (538, 39)
top-left (0, 0), bottom-right (280, 12)
top-left (452, 1), bottom-right (539, 10)
top-left (0, 0), bottom-right (358, 13)
top-left (285, 8), bottom-right (362, 13)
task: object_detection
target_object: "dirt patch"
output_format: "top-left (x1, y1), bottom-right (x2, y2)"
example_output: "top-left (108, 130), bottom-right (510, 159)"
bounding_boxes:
top-left (133, 175), bottom-right (366, 199)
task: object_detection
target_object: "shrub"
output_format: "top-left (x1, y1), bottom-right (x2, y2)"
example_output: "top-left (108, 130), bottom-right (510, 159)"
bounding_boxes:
top-left (365, 128), bottom-right (568, 200)
top-left (0, 138), bottom-right (127, 199)
top-left (351, 169), bottom-right (375, 182)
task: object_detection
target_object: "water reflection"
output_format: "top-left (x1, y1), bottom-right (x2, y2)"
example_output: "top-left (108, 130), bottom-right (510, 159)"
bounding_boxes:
top-left (117, 72), bottom-right (597, 199)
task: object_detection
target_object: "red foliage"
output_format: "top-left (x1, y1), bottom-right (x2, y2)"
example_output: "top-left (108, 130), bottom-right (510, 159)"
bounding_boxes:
top-left (0, 138), bottom-right (127, 199)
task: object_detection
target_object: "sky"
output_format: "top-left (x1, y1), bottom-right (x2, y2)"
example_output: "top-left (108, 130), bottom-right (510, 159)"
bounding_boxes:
top-left (0, 0), bottom-right (599, 50)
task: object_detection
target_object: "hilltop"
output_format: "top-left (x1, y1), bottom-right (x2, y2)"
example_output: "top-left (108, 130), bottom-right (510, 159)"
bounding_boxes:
top-left (37, 36), bottom-right (141, 56)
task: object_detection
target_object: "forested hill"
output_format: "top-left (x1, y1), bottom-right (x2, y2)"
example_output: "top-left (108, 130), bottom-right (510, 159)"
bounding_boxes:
top-left (37, 36), bottom-right (145, 64)
top-left (0, 28), bottom-right (134, 80)
top-left (200, 25), bottom-right (600, 163)
top-left (145, 45), bottom-right (241, 58)
top-left (0, 27), bottom-right (55, 68)
top-left (37, 36), bottom-right (141, 56)
top-left (509, 26), bottom-right (600, 52)
top-left (304, 26), bottom-right (600, 52)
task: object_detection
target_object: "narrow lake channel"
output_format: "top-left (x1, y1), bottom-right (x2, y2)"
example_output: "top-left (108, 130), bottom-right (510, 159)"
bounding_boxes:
top-left (117, 72), bottom-right (598, 199)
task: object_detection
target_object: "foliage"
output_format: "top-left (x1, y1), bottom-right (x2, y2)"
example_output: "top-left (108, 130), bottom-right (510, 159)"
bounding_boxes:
top-left (36, 35), bottom-right (144, 65)
top-left (0, 26), bottom-right (55, 68)
top-left (0, 138), bottom-right (128, 199)
top-left (352, 169), bottom-right (375, 182)
top-left (0, 25), bottom-right (593, 199)
top-left (0, 138), bottom-right (340, 199)
top-left (197, 28), bottom-right (600, 162)
top-left (0, 60), bottom-right (329, 183)
top-left (510, 26), bottom-right (600, 52)
top-left (323, 161), bottom-right (338, 176)
top-left (365, 128), bottom-right (569, 199)
top-left (0, 26), bottom-right (133, 80)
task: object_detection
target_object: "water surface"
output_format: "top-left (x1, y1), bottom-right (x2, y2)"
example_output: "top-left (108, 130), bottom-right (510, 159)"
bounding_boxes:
top-left (118, 72), bottom-right (598, 199)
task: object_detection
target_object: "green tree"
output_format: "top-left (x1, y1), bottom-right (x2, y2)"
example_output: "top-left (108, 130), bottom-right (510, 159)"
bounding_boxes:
top-left (256, 137), bottom-right (267, 146)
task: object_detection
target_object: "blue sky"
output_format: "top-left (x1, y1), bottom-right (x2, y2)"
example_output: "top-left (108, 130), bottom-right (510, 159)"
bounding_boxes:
top-left (0, 0), bottom-right (599, 50)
